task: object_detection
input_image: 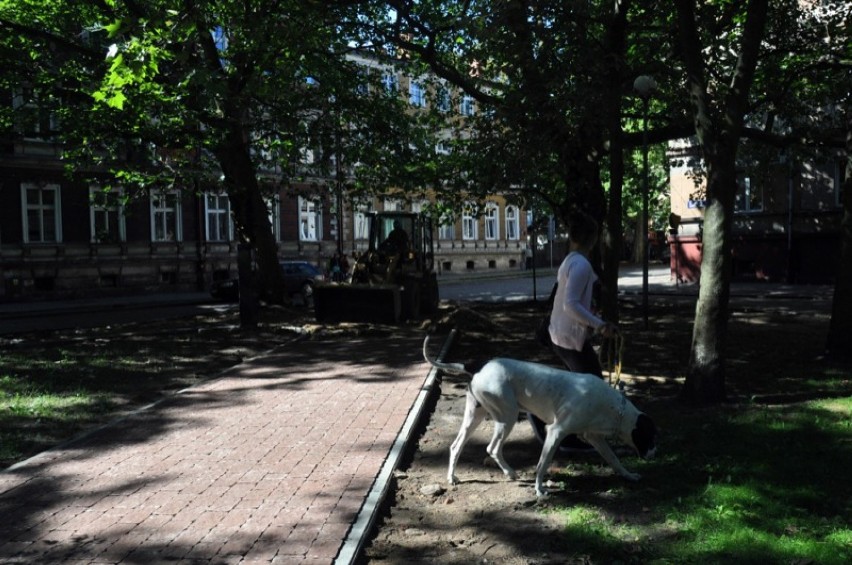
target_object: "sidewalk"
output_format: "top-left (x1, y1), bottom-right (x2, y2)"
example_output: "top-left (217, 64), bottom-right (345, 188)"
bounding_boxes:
top-left (0, 330), bottom-right (448, 564)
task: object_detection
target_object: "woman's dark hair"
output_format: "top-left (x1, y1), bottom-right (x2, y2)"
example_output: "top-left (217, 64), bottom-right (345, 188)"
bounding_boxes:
top-left (567, 212), bottom-right (599, 248)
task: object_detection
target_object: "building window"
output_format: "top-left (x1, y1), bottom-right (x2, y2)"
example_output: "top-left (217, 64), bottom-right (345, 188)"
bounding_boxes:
top-left (409, 80), bottom-right (426, 107)
top-left (383, 198), bottom-right (402, 212)
top-left (436, 141), bottom-right (451, 155)
top-left (382, 73), bottom-right (398, 94)
top-left (735, 176), bottom-right (763, 213)
top-left (354, 211), bottom-right (369, 240)
top-left (800, 161), bottom-right (841, 211)
top-left (355, 69), bottom-right (370, 96)
top-left (267, 196), bottom-right (281, 242)
top-left (435, 86), bottom-right (451, 113)
top-left (353, 201), bottom-right (372, 240)
top-left (150, 190), bottom-right (182, 242)
top-left (299, 197), bottom-right (322, 241)
top-left (411, 200), bottom-right (429, 214)
top-left (22, 183), bottom-right (61, 243)
top-left (13, 88), bottom-right (58, 140)
top-left (460, 94), bottom-right (475, 116)
top-left (439, 220), bottom-right (455, 240)
top-left (484, 202), bottom-right (499, 240)
top-left (205, 193), bottom-right (232, 242)
top-left (462, 204), bottom-right (477, 240)
top-left (89, 185), bottom-right (125, 243)
top-left (505, 205), bottom-right (520, 240)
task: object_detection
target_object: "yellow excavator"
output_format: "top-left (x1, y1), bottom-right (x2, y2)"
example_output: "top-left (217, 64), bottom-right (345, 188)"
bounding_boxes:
top-left (313, 211), bottom-right (439, 323)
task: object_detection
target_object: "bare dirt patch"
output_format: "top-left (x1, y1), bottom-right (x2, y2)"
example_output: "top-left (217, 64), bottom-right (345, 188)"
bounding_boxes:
top-left (360, 293), bottom-right (844, 564)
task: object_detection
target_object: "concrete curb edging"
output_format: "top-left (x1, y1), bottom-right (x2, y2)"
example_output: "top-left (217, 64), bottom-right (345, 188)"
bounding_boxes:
top-left (334, 329), bottom-right (458, 565)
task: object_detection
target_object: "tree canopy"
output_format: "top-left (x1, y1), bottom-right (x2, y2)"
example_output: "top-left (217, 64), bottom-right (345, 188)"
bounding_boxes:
top-left (2, 0), bottom-right (849, 396)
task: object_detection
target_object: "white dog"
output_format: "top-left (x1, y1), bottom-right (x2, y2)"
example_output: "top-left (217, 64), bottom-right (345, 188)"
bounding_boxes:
top-left (423, 337), bottom-right (657, 497)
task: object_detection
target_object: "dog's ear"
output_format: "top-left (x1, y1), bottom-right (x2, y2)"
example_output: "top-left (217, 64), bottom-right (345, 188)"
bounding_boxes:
top-left (632, 414), bottom-right (657, 457)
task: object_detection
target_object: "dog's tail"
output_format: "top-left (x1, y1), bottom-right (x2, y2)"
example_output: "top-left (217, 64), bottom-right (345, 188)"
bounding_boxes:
top-left (422, 335), bottom-right (473, 377)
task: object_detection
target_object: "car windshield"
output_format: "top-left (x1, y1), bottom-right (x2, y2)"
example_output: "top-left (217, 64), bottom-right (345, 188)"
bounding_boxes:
top-left (282, 262), bottom-right (318, 276)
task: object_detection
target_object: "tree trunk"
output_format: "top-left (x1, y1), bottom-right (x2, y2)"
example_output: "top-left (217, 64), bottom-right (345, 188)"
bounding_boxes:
top-left (601, 137), bottom-right (624, 324)
top-left (683, 166), bottom-right (735, 402)
top-left (214, 121), bottom-right (286, 307)
top-left (599, 0), bottom-right (630, 324)
top-left (826, 115), bottom-right (852, 358)
top-left (674, 0), bottom-right (768, 403)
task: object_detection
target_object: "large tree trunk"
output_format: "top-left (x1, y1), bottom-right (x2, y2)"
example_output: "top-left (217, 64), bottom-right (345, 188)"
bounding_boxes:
top-left (214, 119), bottom-right (286, 307)
top-left (674, 0), bottom-right (768, 403)
top-left (683, 164), bottom-right (736, 402)
top-left (826, 115), bottom-right (852, 358)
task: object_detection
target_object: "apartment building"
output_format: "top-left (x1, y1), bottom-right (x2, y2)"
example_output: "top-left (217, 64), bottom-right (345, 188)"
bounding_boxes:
top-left (667, 139), bottom-right (845, 284)
top-left (0, 64), bottom-right (529, 301)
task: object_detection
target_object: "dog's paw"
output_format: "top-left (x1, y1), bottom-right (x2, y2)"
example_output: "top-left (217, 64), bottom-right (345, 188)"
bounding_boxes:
top-left (622, 471), bottom-right (641, 482)
top-left (535, 488), bottom-right (550, 498)
top-left (505, 470), bottom-right (517, 481)
top-left (448, 474), bottom-right (459, 486)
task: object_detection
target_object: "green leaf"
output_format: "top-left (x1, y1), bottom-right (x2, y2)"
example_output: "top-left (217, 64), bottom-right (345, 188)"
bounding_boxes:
top-left (104, 21), bottom-right (122, 38)
top-left (108, 90), bottom-right (127, 110)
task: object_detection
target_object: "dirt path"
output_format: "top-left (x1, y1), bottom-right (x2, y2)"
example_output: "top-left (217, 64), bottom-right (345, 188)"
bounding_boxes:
top-left (360, 293), bottom-right (837, 564)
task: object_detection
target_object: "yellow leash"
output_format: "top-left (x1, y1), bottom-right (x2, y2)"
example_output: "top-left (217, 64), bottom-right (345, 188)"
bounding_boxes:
top-left (599, 333), bottom-right (625, 390)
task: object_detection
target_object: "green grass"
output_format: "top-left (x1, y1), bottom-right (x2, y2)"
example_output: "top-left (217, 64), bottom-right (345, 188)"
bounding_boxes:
top-left (0, 309), bottom-right (298, 468)
top-left (550, 397), bottom-right (852, 564)
top-left (0, 372), bottom-right (115, 463)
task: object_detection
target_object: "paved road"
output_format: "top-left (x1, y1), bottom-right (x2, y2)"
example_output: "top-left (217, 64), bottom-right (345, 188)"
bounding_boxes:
top-left (438, 264), bottom-right (674, 302)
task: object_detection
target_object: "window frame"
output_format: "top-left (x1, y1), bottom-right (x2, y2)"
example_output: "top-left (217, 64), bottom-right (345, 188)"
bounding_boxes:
top-left (204, 192), bottom-right (233, 242)
top-left (460, 93), bottom-right (475, 117)
top-left (435, 86), bottom-right (451, 113)
top-left (462, 204), bottom-right (478, 240)
top-left (505, 205), bottom-right (520, 241)
top-left (89, 184), bottom-right (126, 243)
top-left (408, 80), bottom-right (426, 107)
top-left (12, 88), bottom-right (59, 140)
top-left (149, 190), bottom-right (183, 242)
top-left (484, 202), bottom-right (499, 240)
top-left (21, 182), bottom-right (62, 243)
top-left (267, 195), bottom-right (281, 242)
top-left (298, 196), bottom-right (322, 242)
top-left (383, 198), bottom-right (402, 212)
top-left (734, 175), bottom-right (763, 214)
top-left (353, 201), bottom-right (372, 241)
top-left (382, 72), bottom-right (398, 94)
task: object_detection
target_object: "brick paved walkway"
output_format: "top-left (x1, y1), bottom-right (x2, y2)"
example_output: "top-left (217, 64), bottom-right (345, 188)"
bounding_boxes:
top-left (0, 331), bottom-right (433, 564)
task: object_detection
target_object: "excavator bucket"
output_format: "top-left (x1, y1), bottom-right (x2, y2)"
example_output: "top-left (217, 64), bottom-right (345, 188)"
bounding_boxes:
top-left (313, 283), bottom-right (401, 324)
top-left (313, 211), bottom-right (438, 324)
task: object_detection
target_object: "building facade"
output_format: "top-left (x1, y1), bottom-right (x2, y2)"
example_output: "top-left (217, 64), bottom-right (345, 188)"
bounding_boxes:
top-left (667, 140), bottom-right (845, 284)
top-left (0, 114), bottom-right (529, 302)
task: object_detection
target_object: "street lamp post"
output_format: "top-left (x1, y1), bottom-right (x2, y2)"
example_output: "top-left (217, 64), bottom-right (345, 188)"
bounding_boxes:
top-left (633, 75), bottom-right (656, 330)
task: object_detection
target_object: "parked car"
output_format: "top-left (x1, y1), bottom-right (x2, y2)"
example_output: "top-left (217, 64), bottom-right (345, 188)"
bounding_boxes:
top-left (280, 260), bottom-right (325, 306)
top-left (209, 260), bottom-right (325, 306)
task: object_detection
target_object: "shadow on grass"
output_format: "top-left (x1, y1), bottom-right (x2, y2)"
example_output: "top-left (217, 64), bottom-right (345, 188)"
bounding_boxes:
top-left (0, 327), bottom-right (430, 563)
top-left (396, 395), bottom-right (851, 564)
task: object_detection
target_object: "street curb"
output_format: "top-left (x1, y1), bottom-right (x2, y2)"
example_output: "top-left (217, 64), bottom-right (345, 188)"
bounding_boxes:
top-left (334, 329), bottom-right (458, 565)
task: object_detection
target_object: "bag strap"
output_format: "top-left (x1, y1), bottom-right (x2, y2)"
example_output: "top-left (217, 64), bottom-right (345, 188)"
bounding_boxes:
top-left (547, 281), bottom-right (558, 305)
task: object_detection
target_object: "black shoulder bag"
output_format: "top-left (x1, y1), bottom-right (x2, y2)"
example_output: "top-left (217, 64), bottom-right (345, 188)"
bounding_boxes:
top-left (535, 282), bottom-right (558, 348)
